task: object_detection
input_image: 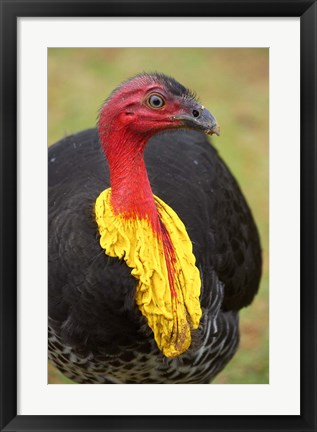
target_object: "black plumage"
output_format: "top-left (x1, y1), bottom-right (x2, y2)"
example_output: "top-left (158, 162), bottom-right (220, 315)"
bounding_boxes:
top-left (48, 74), bottom-right (262, 384)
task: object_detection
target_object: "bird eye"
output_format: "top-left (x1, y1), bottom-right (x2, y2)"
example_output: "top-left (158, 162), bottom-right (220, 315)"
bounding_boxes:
top-left (147, 94), bottom-right (165, 109)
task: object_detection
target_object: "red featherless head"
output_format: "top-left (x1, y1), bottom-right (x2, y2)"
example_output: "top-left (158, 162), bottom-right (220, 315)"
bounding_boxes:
top-left (98, 72), bottom-right (219, 156)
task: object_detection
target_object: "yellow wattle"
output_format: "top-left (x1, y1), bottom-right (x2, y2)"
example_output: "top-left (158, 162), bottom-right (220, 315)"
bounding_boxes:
top-left (95, 188), bottom-right (202, 358)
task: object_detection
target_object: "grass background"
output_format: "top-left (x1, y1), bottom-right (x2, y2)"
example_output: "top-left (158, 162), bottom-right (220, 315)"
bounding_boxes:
top-left (48, 48), bottom-right (269, 384)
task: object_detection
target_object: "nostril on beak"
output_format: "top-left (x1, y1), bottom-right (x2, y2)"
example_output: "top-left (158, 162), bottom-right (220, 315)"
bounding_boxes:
top-left (192, 109), bottom-right (200, 118)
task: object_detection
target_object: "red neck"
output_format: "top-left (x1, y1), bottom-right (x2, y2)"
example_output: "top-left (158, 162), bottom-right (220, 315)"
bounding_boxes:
top-left (99, 125), bottom-right (158, 223)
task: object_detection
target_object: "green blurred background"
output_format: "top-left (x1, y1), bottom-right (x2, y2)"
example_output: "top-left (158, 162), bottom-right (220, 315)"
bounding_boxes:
top-left (48, 48), bottom-right (269, 384)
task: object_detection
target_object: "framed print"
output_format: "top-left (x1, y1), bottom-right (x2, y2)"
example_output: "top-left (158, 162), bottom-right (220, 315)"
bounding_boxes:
top-left (0, 1), bottom-right (316, 431)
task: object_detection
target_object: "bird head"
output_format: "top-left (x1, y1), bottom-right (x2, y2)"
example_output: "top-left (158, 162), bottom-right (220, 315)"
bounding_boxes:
top-left (98, 73), bottom-right (220, 152)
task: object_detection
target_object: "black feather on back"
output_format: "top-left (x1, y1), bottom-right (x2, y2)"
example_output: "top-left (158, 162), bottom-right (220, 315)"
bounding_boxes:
top-left (48, 128), bottom-right (262, 383)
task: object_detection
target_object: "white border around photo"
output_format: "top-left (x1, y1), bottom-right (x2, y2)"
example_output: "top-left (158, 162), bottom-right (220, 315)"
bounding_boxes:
top-left (17, 17), bottom-right (300, 416)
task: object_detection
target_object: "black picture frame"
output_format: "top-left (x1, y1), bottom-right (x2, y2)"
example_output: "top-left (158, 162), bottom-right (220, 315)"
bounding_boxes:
top-left (1, 1), bottom-right (316, 431)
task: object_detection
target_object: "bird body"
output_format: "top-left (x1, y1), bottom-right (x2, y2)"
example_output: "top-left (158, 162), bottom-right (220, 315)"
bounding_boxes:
top-left (48, 73), bottom-right (261, 383)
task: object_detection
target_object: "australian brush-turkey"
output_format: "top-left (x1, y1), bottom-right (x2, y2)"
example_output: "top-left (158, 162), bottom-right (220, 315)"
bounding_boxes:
top-left (48, 72), bottom-right (262, 384)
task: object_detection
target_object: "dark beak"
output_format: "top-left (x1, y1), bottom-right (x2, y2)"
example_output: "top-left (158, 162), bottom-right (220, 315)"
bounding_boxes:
top-left (173, 106), bottom-right (220, 137)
